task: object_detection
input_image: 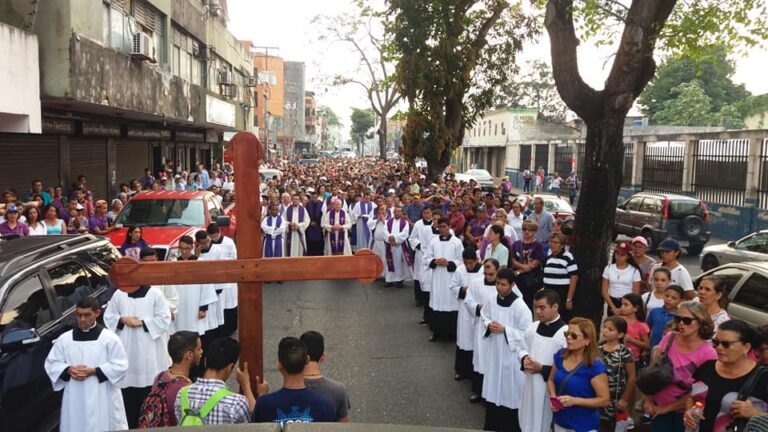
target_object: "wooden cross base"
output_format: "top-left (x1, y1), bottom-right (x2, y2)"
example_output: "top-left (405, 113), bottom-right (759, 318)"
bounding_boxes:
top-left (105, 132), bottom-right (384, 385)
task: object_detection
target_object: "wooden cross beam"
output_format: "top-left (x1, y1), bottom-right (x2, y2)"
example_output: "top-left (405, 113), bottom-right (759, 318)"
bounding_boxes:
top-left (109, 132), bottom-right (383, 384)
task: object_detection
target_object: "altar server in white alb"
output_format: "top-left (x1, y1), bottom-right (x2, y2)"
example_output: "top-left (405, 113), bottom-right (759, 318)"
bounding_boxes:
top-left (283, 194), bottom-right (310, 257)
top-left (519, 289), bottom-right (568, 432)
top-left (465, 258), bottom-right (501, 402)
top-left (208, 222), bottom-right (239, 336)
top-left (322, 197), bottom-right (353, 256)
top-left (424, 217), bottom-right (464, 341)
top-left (368, 204), bottom-right (389, 279)
top-left (104, 279), bottom-right (172, 428)
top-left (408, 207), bottom-right (434, 309)
top-left (384, 206), bottom-right (412, 288)
top-left (480, 268), bottom-right (531, 432)
top-left (451, 248), bottom-right (484, 382)
top-left (195, 229), bottom-right (226, 333)
top-left (45, 297), bottom-right (129, 432)
top-left (351, 191), bottom-right (376, 251)
top-left (171, 235), bottom-right (219, 336)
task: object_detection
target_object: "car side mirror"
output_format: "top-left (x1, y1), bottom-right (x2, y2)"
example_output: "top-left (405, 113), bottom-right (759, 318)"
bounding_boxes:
top-left (0, 327), bottom-right (41, 352)
top-left (216, 215), bottom-right (231, 228)
top-left (727, 241), bottom-right (735, 247)
top-left (618, 204), bottom-right (625, 210)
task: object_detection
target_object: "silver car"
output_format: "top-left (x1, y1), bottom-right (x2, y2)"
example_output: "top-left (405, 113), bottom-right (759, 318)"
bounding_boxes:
top-left (465, 169), bottom-right (495, 191)
top-left (700, 230), bottom-right (768, 271)
top-left (694, 262), bottom-right (768, 328)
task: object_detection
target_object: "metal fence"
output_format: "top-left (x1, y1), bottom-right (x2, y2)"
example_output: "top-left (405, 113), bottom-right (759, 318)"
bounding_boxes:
top-left (759, 139), bottom-right (768, 209)
top-left (622, 142), bottom-right (634, 187)
top-left (642, 142), bottom-right (685, 194)
top-left (693, 139), bottom-right (748, 206)
top-left (519, 145), bottom-right (532, 171)
top-left (554, 145), bottom-right (573, 176)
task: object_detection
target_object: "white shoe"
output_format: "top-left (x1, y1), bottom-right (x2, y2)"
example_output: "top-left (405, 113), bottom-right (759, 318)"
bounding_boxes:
top-left (626, 418), bottom-right (635, 430)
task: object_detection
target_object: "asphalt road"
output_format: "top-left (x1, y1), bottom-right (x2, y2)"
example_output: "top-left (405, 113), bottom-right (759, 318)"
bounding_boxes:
top-left (255, 238), bottom-right (724, 429)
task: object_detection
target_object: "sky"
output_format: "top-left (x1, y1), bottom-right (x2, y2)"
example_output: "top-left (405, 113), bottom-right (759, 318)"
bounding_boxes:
top-left (226, 0), bottom-right (768, 138)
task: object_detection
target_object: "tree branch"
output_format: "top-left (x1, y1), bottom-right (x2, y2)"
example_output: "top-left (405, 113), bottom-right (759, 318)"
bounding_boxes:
top-left (471, 1), bottom-right (508, 52)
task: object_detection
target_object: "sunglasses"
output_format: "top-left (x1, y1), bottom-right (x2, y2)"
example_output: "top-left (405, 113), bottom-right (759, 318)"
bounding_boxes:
top-left (563, 331), bottom-right (582, 340)
top-left (522, 227), bottom-right (535, 232)
top-left (673, 316), bottom-right (698, 325)
top-left (712, 339), bottom-right (742, 349)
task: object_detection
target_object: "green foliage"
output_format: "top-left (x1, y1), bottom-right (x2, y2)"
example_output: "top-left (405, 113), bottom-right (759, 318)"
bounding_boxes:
top-left (317, 105), bottom-right (341, 127)
top-left (639, 45), bottom-right (750, 117)
top-left (494, 60), bottom-right (569, 123)
top-left (387, 0), bottom-right (538, 176)
top-left (651, 81), bottom-right (745, 129)
top-left (350, 108), bottom-right (376, 142)
top-left (736, 94), bottom-right (768, 118)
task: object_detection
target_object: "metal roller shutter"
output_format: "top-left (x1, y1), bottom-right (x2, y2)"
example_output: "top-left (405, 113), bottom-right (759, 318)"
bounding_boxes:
top-left (70, 140), bottom-right (108, 201)
top-left (0, 136), bottom-right (59, 195)
top-left (116, 141), bottom-right (149, 188)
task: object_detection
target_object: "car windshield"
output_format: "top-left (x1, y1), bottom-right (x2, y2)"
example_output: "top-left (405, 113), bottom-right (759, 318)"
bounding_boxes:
top-left (470, 170), bottom-right (491, 178)
top-left (114, 199), bottom-right (205, 227)
top-left (544, 199), bottom-right (573, 213)
top-left (668, 199), bottom-right (706, 219)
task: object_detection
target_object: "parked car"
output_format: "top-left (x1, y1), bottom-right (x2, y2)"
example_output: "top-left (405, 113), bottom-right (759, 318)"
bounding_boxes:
top-left (700, 230), bottom-right (768, 271)
top-left (465, 169), bottom-right (495, 191)
top-left (535, 194), bottom-right (576, 221)
top-left (0, 235), bottom-right (120, 432)
top-left (614, 192), bottom-right (710, 255)
top-left (693, 262), bottom-right (768, 328)
top-left (260, 168), bottom-right (282, 183)
top-left (107, 190), bottom-right (235, 260)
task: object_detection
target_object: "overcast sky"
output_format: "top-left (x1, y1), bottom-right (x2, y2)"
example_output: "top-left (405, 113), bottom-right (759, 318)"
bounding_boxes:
top-left (227, 0), bottom-right (768, 137)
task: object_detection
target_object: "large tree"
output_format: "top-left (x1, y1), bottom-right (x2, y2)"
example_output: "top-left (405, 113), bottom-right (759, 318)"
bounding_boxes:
top-left (494, 59), bottom-right (569, 123)
top-left (350, 108), bottom-right (376, 155)
top-left (313, 1), bottom-right (402, 160)
top-left (545, 0), bottom-right (767, 320)
top-left (638, 45), bottom-right (751, 119)
top-left (653, 81), bottom-right (746, 128)
top-left (388, 0), bottom-right (537, 179)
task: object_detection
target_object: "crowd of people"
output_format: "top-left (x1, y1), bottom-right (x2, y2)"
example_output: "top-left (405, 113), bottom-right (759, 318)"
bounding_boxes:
top-left (5, 155), bottom-right (768, 431)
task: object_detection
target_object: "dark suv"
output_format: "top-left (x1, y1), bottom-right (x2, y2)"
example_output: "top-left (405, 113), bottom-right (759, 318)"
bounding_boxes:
top-left (614, 192), bottom-right (711, 255)
top-left (0, 235), bottom-right (119, 432)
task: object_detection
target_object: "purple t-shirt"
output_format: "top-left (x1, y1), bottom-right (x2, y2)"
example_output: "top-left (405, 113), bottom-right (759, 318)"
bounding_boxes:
top-left (0, 221), bottom-right (29, 237)
top-left (652, 332), bottom-right (717, 409)
top-left (88, 214), bottom-right (109, 234)
top-left (511, 240), bottom-right (546, 265)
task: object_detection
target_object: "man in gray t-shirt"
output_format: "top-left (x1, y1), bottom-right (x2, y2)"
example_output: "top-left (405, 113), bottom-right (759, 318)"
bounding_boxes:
top-left (300, 331), bottom-right (351, 421)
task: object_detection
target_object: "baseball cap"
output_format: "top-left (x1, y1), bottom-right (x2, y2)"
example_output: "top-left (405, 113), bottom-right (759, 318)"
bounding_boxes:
top-left (6, 204), bottom-right (19, 213)
top-left (75, 203), bottom-right (84, 211)
top-left (614, 241), bottom-right (632, 256)
top-left (631, 236), bottom-right (648, 247)
top-left (658, 238), bottom-right (680, 251)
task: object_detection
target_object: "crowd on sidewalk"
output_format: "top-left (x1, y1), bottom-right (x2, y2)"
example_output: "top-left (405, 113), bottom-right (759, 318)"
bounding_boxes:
top-left (5, 155), bottom-right (768, 431)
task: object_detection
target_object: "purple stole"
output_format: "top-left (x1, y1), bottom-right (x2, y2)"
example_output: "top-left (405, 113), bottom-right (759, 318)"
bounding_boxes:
top-left (285, 205), bottom-right (306, 256)
top-left (263, 215), bottom-right (283, 258)
top-left (385, 218), bottom-right (413, 272)
top-left (329, 210), bottom-right (346, 254)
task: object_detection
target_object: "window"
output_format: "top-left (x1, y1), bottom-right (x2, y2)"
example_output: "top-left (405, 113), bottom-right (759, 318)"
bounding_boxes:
top-left (639, 198), bottom-right (661, 214)
top-left (704, 267), bottom-right (749, 294)
top-left (733, 273), bottom-right (768, 313)
top-left (0, 275), bottom-right (53, 334)
top-left (87, 244), bottom-right (121, 271)
top-left (47, 261), bottom-right (93, 314)
top-left (735, 233), bottom-right (768, 253)
top-left (494, 124), bottom-right (498, 135)
top-left (624, 196), bottom-right (643, 211)
top-left (172, 45), bottom-right (181, 76)
top-left (172, 25), bottom-right (205, 85)
top-left (207, 197), bottom-right (222, 220)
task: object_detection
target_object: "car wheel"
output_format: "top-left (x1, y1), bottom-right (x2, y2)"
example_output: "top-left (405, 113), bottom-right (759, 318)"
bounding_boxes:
top-left (642, 230), bottom-right (655, 252)
top-left (701, 254), bottom-right (719, 271)
top-left (681, 215), bottom-right (704, 238)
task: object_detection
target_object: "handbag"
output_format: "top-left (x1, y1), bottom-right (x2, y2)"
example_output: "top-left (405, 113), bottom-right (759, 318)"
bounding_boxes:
top-left (636, 334), bottom-right (676, 395)
top-left (556, 360), bottom-right (583, 396)
top-left (726, 366), bottom-right (768, 432)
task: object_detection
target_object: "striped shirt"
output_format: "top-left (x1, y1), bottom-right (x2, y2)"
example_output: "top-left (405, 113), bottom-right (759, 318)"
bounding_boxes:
top-left (543, 249), bottom-right (578, 287)
top-left (174, 378), bottom-right (250, 425)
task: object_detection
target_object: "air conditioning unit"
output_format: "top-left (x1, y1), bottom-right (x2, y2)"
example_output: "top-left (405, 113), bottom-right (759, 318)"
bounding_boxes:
top-left (245, 77), bottom-right (257, 87)
top-left (131, 32), bottom-right (153, 61)
top-left (221, 85), bottom-right (236, 98)
top-left (218, 70), bottom-right (233, 86)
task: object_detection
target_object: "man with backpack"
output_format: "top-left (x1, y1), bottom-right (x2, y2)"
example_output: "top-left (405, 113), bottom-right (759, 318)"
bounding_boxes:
top-left (138, 331), bottom-right (201, 427)
top-left (174, 337), bottom-right (269, 425)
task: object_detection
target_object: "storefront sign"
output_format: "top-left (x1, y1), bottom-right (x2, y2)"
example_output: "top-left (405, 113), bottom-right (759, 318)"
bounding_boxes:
top-left (41, 118), bottom-right (75, 135)
top-left (82, 122), bottom-right (121, 137)
top-left (174, 130), bottom-right (205, 142)
top-left (206, 95), bottom-right (236, 128)
top-left (126, 127), bottom-right (171, 139)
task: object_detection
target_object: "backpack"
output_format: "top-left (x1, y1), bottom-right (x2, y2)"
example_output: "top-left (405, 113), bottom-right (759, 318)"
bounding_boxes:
top-left (178, 386), bottom-right (233, 426)
top-left (137, 371), bottom-right (189, 428)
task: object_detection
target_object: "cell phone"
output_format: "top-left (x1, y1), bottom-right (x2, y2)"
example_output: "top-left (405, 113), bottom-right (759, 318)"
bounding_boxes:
top-left (550, 396), bottom-right (565, 410)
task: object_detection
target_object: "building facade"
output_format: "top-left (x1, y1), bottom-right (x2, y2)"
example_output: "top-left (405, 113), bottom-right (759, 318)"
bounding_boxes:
top-left (282, 61), bottom-right (306, 157)
top-left (0, 0), bottom-right (253, 200)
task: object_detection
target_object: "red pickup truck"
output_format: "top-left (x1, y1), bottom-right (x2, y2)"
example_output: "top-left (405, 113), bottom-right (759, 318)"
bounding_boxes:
top-left (107, 190), bottom-right (236, 260)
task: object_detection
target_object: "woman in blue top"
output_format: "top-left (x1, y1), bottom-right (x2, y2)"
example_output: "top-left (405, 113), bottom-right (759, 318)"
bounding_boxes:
top-left (548, 317), bottom-right (610, 432)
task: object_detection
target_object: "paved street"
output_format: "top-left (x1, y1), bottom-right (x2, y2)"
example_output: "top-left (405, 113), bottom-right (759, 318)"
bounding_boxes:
top-left (257, 238), bottom-right (722, 429)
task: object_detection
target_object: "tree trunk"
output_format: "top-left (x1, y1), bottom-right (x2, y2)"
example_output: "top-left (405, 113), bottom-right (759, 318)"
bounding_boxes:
top-left (571, 116), bottom-right (626, 323)
top-left (378, 116), bottom-right (388, 160)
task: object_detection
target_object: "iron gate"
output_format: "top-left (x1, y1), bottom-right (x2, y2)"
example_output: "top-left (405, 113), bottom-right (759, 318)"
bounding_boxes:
top-left (622, 142), bottom-right (634, 187)
top-left (554, 145), bottom-right (573, 176)
top-left (535, 144), bottom-right (549, 172)
top-left (693, 139), bottom-right (748, 206)
top-left (759, 139), bottom-right (768, 209)
top-left (519, 145), bottom-right (532, 171)
top-left (642, 142), bottom-right (684, 194)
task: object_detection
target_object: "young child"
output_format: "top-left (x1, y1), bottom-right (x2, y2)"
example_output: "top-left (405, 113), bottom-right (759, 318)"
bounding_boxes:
top-left (647, 284), bottom-right (685, 348)
top-left (619, 293), bottom-right (650, 365)
top-left (642, 267), bottom-right (671, 317)
top-left (599, 316), bottom-right (636, 432)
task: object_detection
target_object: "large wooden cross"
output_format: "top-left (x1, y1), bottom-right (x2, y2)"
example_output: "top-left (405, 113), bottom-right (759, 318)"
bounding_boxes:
top-left (109, 132), bottom-right (383, 384)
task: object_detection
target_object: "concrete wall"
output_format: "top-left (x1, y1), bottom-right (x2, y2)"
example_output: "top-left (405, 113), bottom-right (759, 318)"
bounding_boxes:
top-left (284, 61), bottom-right (306, 140)
top-left (171, 0), bottom-right (205, 41)
top-left (0, 22), bottom-right (41, 133)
